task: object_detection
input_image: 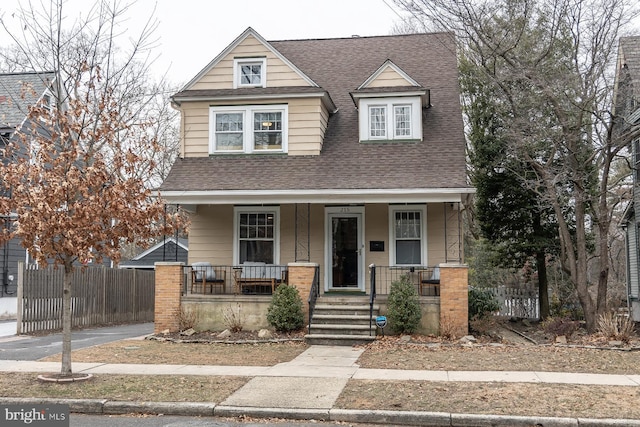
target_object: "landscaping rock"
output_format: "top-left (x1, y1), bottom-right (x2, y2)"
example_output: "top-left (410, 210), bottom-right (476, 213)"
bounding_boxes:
top-left (459, 335), bottom-right (477, 344)
top-left (180, 328), bottom-right (196, 336)
top-left (217, 329), bottom-right (232, 339)
top-left (399, 335), bottom-right (412, 343)
top-left (555, 335), bottom-right (567, 344)
top-left (258, 329), bottom-right (273, 339)
top-left (608, 340), bottom-right (624, 347)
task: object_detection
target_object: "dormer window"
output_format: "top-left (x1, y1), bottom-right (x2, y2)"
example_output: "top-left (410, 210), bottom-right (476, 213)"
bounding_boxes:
top-left (358, 96), bottom-right (422, 142)
top-left (234, 58), bottom-right (267, 88)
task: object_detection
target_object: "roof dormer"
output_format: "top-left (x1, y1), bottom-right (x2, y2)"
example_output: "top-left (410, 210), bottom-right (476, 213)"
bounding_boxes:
top-left (351, 60), bottom-right (429, 143)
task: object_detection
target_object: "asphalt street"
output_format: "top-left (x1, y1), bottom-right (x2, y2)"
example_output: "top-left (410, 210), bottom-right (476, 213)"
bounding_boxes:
top-left (0, 322), bottom-right (153, 360)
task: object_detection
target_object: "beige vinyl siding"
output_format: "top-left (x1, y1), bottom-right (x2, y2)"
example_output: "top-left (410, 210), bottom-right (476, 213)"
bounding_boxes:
top-left (189, 205), bottom-right (234, 265)
top-left (190, 35), bottom-right (310, 90)
top-left (426, 203), bottom-right (448, 266)
top-left (181, 98), bottom-right (327, 157)
top-left (280, 205), bottom-right (296, 264)
top-left (365, 204), bottom-right (389, 268)
top-left (367, 67), bottom-right (414, 88)
top-left (364, 204), bottom-right (389, 293)
top-left (181, 102), bottom-right (211, 157)
top-left (288, 98), bottom-right (326, 155)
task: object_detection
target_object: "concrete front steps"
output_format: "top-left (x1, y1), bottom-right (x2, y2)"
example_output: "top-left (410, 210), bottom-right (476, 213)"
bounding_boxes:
top-left (305, 296), bottom-right (379, 346)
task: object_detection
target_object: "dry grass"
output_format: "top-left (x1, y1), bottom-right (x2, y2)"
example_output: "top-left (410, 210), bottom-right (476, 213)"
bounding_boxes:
top-left (335, 381), bottom-right (640, 419)
top-left (357, 339), bottom-right (640, 374)
top-left (38, 339), bottom-right (308, 366)
top-left (0, 373), bottom-right (246, 403)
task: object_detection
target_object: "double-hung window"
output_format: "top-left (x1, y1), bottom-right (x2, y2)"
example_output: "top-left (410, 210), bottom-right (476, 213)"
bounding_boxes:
top-left (389, 205), bottom-right (426, 265)
top-left (234, 207), bottom-right (280, 264)
top-left (210, 105), bottom-right (287, 153)
top-left (359, 97), bottom-right (422, 141)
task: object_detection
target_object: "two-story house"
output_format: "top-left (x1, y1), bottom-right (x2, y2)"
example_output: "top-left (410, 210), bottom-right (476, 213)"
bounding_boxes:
top-left (159, 28), bottom-right (474, 339)
top-left (0, 71), bottom-right (56, 297)
top-left (618, 37), bottom-right (640, 321)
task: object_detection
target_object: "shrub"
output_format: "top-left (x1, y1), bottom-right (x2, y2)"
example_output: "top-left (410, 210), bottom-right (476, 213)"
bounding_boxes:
top-left (267, 284), bottom-right (304, 332)
top-left (175, 305), bottom-right (200, 332)
top-left (468, 286), bottom-right (500, 319)
top-left (597, 311), bottom-right (636, 343)
top-left (387, 274), bottom-right (422, 334)
top-left (223, 304), bottom-right (244, 333)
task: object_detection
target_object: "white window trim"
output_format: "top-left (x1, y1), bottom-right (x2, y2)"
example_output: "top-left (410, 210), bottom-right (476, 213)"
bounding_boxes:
top-left (388, 205), bottom-right (427, 266)
top-left (233, 58), bottom-right (267, 89)
top-left (359, 97), bottom-right (422, 142)
top-left (209, 104), bottom-right (288, 154)
top-left (233, 206), bottom-right (280, 265)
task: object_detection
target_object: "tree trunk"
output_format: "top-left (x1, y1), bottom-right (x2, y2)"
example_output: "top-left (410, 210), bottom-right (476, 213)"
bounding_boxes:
top-left (61, 263), bottom-right (73, 376)
top-left (536, 251), bottom-right (550, 320)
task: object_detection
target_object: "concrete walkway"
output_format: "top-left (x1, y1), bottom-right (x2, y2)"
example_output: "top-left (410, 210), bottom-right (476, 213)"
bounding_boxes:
top-left (2, 345), bottom-right (640, 426)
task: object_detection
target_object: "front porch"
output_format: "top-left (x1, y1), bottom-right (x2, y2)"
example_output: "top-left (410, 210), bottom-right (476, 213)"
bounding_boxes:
top-left (156, 262), bottom-right (468, 338)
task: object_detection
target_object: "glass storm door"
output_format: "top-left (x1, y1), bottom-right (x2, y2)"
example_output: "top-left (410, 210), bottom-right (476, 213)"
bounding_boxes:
top-left (328, 212), bottom-right (363, 291)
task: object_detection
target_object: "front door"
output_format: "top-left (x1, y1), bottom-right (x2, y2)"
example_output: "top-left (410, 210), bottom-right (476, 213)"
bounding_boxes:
top-left (326, 207), bottom-right (364, 292)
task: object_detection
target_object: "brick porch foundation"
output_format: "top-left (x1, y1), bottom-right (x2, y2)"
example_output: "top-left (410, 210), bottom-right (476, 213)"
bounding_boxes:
top-left (439, 264), bottom-right (469, 337)
top-left (287, 262), bottom-right (318, 322)
top-left (154, 262), bottom-right (183, 333)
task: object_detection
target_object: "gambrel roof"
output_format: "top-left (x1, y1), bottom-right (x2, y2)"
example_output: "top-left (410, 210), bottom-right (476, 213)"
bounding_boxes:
top-left (0, 71), bottom-right (55, 132)
top-left (161, 30), bottom-right (470, 202)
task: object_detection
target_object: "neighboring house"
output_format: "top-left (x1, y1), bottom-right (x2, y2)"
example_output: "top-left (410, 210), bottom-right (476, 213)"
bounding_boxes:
top-left (159, 28), bottom-right (474, 335)
top-left (119, 237), bottom-right (188, 270)
top-left (618, 37), bottom-right (640, 321)
top-left (0, 71), bottom-right (56, 296)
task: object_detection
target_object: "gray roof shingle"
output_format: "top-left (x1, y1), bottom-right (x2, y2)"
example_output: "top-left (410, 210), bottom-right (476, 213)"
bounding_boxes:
top-left (620, 37), bottom-right (640, 92)
top-left (0, 71), bottom-right (55, 131)
top-left (161, 32), bottom-right (468, 193)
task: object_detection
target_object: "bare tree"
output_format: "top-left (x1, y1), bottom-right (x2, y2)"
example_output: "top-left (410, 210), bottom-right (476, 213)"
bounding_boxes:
top-left (0, 0), bottom-right (184, 377)
top-left (394, 0), bottom-right (640, 330)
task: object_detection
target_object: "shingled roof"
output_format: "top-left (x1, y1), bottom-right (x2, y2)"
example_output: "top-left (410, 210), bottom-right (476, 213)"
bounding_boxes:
top-left (0, 71), bottom-right (55, 132)
top-left (160, 32), bottom-right (469, 196)
top-left (620, 37), bottom-right (640, 96)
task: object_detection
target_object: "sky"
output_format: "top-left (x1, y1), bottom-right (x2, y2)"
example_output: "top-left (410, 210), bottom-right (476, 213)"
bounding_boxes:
top-left (0, 0), bottom-right (407, 87)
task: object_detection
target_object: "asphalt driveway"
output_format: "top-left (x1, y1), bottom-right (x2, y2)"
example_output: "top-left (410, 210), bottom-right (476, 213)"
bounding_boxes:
top-left (0, 322), bottom-right (153, 361)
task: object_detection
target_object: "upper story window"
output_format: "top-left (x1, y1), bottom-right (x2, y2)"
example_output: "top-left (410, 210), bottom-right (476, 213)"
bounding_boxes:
top-left (234, 58), bottom-right (267, 88)
top-left (210, 104), bottom-right (288, 154)
top-left (359, 97), bottom-right (422, 142)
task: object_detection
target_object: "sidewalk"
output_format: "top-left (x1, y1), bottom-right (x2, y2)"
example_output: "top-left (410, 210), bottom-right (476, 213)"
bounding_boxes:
top-left (2, 345), bottom-right (640, 426)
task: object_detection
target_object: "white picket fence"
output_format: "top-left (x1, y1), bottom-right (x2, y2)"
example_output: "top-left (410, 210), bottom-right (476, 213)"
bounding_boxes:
top-left (488, 286), bottom-right (540, 319)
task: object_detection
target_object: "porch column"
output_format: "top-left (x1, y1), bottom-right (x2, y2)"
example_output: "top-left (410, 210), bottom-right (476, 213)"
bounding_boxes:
top-left (287, 262), bottom-right (318, 320)
top-left (154, 262), bottom-right (183, 334)
top-left (439, 263), bottom-right (469, 337)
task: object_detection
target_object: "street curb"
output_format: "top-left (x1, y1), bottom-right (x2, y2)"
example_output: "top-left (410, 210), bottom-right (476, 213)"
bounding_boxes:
top-left (0, 397), bottom-right (107, 414)
top-left (103, 401), bottom-right (215, 416)
top-left (3, 398), bottom-right (640, 426)
top-left (214, 405), bottom-right (330, 421)
top-left (330, 408), bottom-right (451, 426)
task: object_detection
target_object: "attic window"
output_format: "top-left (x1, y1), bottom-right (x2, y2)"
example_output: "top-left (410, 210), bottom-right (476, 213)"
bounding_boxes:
top-left (234, 58), bottom-right (266, 88)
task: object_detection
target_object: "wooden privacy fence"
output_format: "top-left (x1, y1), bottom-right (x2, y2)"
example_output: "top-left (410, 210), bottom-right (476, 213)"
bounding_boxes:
top-left (488, 286), bottom-right (540, 320)
top-left (16, 262), bottom-right (155, 334)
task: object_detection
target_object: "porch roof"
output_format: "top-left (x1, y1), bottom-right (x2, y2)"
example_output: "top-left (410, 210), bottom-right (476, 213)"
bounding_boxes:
top-left (162, 187), bottom-right (474, 208)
